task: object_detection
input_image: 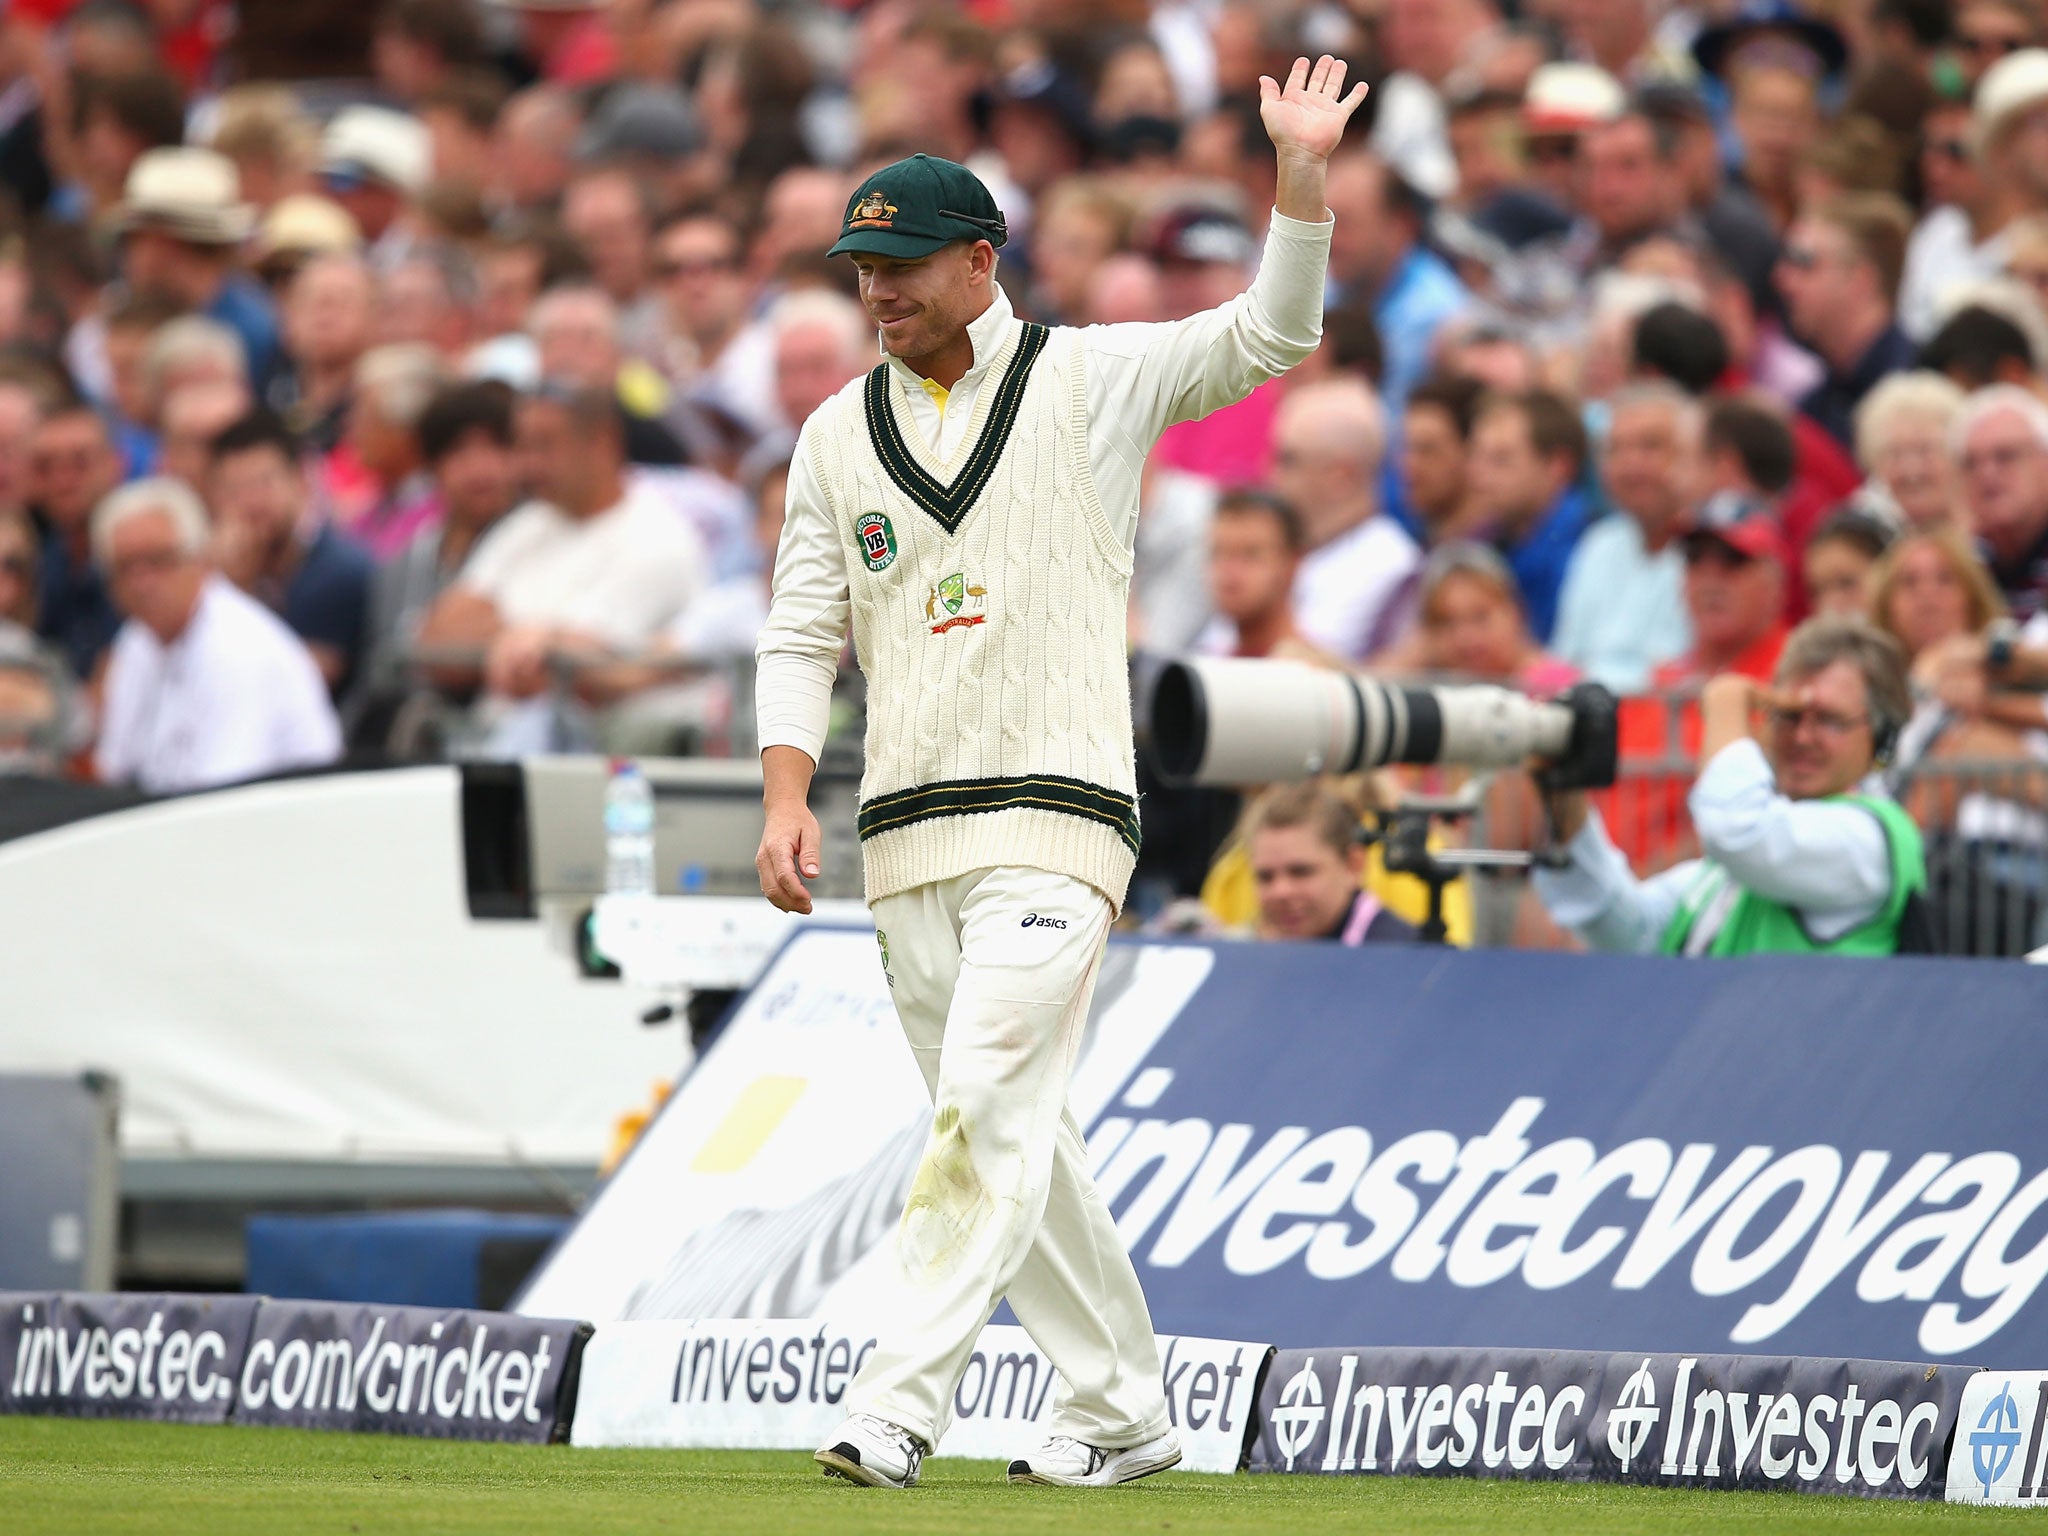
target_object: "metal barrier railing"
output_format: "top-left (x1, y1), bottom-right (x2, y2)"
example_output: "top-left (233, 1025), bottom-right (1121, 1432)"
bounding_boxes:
top-left (1450, 682), bottom-right (2048, 959)
top-left (0, 651), bottom-right (75, 776)
top-left (19, 645), bottom-right (2043, 955)
top-left (347, 643), bottom-right (763, 761)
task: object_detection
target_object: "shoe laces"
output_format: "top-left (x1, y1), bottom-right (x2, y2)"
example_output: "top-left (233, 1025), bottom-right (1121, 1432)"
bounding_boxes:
top-left (1043, 1435), bottom-right (1112, 1475)
top-left (857, 1414), bottom-right (926, 1469)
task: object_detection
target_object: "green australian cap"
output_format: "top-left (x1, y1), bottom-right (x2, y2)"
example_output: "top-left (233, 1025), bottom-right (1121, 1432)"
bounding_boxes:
top-left (827, 154), bottom-right (1009, 259)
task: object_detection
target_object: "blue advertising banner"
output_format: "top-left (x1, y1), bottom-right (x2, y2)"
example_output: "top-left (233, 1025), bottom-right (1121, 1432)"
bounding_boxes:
top-left (1082, 946), bottom-right (2048, 1368)
top-left (1, 1292), bottom-right (258, 1422)
top-left (518, 932), bottom-right (2048, 1372)
top-left (1249, 1345), bottom-right (1975, 1500)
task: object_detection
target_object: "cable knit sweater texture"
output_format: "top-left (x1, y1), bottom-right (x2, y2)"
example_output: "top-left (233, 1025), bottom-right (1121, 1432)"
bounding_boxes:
top-left (757, 212), bottom-right (1334, 914)
top-left (807, 323), bottom-right (1140, 907)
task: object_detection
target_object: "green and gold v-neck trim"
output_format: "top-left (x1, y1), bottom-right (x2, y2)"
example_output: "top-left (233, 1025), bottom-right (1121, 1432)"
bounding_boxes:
top-left (862, 320), bottom-right (1050, 536)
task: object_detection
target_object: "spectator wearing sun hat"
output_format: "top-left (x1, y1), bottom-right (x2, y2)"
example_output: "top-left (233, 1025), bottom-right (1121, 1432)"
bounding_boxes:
top-left (249, 194), bottom-right (363, 293)
top-left (1519, 63), bottom-right (1624, 217)
top-left (1902, 50), bottom-right (2048, 341)
top-left (320, 106), bottom-right (432, 271)
top-left (116, 146), bottom-right (280, 389)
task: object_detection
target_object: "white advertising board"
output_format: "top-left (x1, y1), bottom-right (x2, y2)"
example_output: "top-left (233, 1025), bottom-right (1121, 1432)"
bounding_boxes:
top-left (515, 928), bottom-right (1214, 1325)
top-left (571, 1316), bottom-right (1268, 1473)
top-left (1947, 1371), bottom-right (2048, 1506)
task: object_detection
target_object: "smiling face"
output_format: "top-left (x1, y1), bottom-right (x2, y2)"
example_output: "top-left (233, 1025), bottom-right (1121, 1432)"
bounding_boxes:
top-left (1882, 537), bottom-right (1976, 656)
top-left (1764, 658), bottom-right (1877, 800)
top-left (1871, 411), bottom-right (1956, 527)
top-left (849, 240), bottom-right (993, 371)
top-left (1251, 823), bottom-right (1366, 940)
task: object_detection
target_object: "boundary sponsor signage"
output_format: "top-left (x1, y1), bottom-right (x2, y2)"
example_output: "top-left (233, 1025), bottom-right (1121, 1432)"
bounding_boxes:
top-left (235, 1300), bottom-right (590, 1444)
top-left (1, 1292), bottom-right (588, 1444)
top-left (519, 938), bottom-right (2048, 1367)
top-left (516, 931), bottom-right (1214, 1327)
top-left (1251, 1346), bottom-right (1974, 1501)
top-left (2, 1292), bottom-right (258, 1423)
top-left (1947, 1371), bottom-right (2048, 1504)
top-left (571, 1318), bottom-right (1271, 1473)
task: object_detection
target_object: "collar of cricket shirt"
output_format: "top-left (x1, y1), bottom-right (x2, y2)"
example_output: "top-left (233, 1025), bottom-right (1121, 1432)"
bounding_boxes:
top-left (881, 281), bottom-right (1018, 398)
top-left (866, 282), bottom-right (1049, 537)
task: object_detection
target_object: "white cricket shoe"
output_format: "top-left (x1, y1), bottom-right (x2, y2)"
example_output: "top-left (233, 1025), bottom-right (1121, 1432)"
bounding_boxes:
top-left (1007, 1430), bottom-right (1183, 1487)
top-left (815, 1413), bottom-right (927, 1488)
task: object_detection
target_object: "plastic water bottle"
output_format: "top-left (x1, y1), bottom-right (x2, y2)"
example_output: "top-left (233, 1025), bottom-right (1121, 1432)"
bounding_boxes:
top-left (603, 759), bottom-right (657, 896)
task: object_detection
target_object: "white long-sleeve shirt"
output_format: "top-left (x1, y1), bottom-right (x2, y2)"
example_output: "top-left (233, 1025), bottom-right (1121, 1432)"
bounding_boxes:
top-left (1533, 738), bottom-right (1895, 953)
top-left (755, 209), bottom-right (1334, 763)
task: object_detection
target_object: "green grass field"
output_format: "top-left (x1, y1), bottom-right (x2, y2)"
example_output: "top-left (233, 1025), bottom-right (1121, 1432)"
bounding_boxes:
top-left (0, 1416), bottom-right (2040, 1534)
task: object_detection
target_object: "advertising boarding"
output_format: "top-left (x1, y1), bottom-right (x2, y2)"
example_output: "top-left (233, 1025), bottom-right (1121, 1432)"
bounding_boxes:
top-left (518, 934), bottom-right (2048, 1370)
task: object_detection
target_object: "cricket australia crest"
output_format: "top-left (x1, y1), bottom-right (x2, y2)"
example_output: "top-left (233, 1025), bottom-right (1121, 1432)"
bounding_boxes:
top-left (927, 572), bottom-right (987, 634)
top-left (847, 190), bottom-right (898, 230)
top-left (856, 511), bottom-right (898, 571)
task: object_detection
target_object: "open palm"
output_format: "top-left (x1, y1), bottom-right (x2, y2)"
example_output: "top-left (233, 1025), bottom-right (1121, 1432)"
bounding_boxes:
top-left (1260, 55), bottom-right (1370, 161)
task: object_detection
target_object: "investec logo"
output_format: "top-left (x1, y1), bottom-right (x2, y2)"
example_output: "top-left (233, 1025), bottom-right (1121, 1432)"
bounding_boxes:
top-left (9, 1304), bottom-right (234, 1407)
top-left (1270, 1355), bottom-right (1583, 1475)
top-left (1087, 1091), bottom-right (2048, 1354)
top-left (1600, 1358), bottom-right (1944, 1490)
top-left (1271, 1353), bottom-right (1942, 1491)
top-left (1967, 1378), bottom-right (2048, 1500)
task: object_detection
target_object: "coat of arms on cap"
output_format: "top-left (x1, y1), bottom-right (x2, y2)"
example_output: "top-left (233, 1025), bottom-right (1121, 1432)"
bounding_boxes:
top-left (849, 190), bottom-right (898, 229)
top-left (856, 511), bottom-right (898, 571)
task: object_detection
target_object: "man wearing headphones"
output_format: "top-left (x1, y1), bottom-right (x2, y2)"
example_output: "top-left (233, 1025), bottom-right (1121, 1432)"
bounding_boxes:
top-left (1533, 613), bottom-right (1930, 956)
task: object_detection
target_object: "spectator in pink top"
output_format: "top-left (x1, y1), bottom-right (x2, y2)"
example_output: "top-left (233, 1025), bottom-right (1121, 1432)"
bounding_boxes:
top-left (339, 343), bottom-right (446, 560)
top-left (1149, 207), bottom-right (1281, 485)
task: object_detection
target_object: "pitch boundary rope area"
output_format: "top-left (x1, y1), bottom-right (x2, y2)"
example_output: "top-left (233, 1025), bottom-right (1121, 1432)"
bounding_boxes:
top-left (0, 1419), bottom-right (2040, 1536)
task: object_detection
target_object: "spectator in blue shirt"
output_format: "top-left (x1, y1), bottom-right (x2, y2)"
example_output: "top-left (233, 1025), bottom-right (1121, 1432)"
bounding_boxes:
top-left (206, 410), bottom-right (373, 697)
top-left (1553, 383), bottom-right (1699, 689)
top-left (116, 148), bottom-right (281, 389)
top-left (1323, 151), bottom-right (1470, 414)
top-left (1465, 388), bottom-right (1593, 642)
top-left (30, 403), bottom-right (126, 681)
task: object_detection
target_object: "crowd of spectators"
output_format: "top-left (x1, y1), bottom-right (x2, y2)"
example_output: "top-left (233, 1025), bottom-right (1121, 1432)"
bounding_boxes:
top-left (1, 0), bottom-right (2046, 950)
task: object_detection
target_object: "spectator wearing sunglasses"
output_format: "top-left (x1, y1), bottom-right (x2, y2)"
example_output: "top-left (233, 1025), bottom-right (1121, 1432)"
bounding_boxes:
top-left (1775, 193), bottom-right (1917, 449)
top-left (1952, 0), bottom-right (2043, 89)
top-left (1902, 50), bottom-right (2048, 338)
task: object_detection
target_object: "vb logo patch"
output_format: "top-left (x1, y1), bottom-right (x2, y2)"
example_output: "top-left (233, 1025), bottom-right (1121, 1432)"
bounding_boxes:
top-left (856, 511), bottom-right (897, 571)
top-left (927, 572), bottom-right (987, 634)
top-left (876, 927), bottom-right (894, 988)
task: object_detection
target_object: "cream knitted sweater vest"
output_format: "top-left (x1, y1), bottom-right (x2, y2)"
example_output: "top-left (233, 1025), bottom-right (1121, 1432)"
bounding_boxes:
top-left (807, 319), bottom-right (1140, 911)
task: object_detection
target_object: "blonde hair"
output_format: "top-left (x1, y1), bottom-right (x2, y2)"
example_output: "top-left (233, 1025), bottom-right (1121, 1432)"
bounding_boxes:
top-left (1867, 526), bottom-right (2008, 648)
top-left (208, 85), bottom-right (317, 172)
top-left (354, 343), bottom-right (447, 430)
top-left (1853, 370), bottom-right (1965, 471)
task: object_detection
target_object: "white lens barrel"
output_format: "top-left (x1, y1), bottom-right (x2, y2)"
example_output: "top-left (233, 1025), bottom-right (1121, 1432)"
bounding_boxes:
top-left (1149, 657), bottom-right (1579, 786)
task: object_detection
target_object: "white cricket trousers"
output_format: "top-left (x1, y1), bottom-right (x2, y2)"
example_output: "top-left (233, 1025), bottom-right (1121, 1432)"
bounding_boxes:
top-left (848, 864), bottom-right (1170, 1452)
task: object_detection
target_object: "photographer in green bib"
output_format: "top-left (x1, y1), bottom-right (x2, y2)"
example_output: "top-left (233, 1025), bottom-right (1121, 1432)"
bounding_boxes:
top-left (1533, 613), bottom-right (1933, 956)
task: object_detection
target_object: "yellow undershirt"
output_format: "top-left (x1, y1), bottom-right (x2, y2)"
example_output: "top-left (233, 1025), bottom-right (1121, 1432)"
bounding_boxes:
top-left (920, 378), bottom-right (949, 418)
